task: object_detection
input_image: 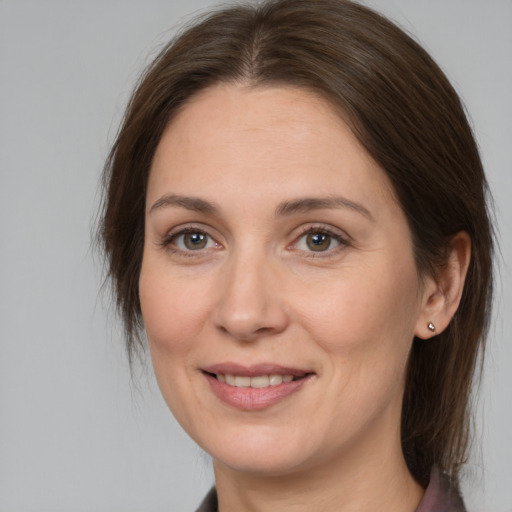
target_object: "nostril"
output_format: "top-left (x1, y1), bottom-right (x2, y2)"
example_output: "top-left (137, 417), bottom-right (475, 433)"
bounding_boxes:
top-left (215, 324), bottom-right (277, 342)
top-left (213, 272), bottom-right (289, 340)
top-left (255, 326), bottom-right (274, 335)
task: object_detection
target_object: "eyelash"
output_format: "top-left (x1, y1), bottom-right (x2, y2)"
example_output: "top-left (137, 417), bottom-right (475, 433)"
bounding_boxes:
top-left (290, 225), bottom-right (350, 257)
top-left (160, 224), bottom-right (350, 258)
top-left (160, 226), bottom-right (220, 258)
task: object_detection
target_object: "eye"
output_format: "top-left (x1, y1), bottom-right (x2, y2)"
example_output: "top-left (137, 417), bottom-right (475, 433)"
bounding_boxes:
top-left (169, 229), bottom-right (218, 251)
top-left (294, 228), bottom-right (343, 253)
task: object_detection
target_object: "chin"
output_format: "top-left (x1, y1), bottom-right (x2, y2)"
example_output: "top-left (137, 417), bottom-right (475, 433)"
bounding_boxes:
top-left (214, 450), bottom-right (310, 477)
top-left (199, 425), bottom-right (321, 477)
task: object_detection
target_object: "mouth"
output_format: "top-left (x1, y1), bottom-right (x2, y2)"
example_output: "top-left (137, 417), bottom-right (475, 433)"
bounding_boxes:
top-left (207, 372), bottom-right (305, 388)
top-left (201, 364), bottom-right (315, 410)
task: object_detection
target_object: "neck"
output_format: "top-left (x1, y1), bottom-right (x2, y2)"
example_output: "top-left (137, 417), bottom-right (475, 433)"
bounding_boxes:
top-left (213, 427), bottom-right (424, 512)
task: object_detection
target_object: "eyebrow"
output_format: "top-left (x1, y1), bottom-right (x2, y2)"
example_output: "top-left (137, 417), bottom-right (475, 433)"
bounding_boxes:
top-left (149, 194), bottom-right (220, 215)
top-left (275, 196), bottom-right (374, 221)
top-left (149, 193), bottom-right (374, 222)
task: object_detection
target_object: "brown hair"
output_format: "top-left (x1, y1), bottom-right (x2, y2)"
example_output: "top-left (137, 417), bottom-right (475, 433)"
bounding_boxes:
top-left (98, 0), bottom-right (494, 489)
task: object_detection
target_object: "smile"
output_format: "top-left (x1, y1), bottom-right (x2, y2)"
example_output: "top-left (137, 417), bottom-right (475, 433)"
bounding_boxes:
top-left (202, 364), bottom-right (314, 410)
top-left (216, 373), bottom-right (295, 388)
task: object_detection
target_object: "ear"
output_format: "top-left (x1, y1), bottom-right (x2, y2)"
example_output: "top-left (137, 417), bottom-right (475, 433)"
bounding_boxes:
top-left (414, 231), bottom-right (471, 339)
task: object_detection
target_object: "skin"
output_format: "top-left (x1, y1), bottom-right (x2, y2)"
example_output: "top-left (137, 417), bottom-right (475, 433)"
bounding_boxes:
top-left (139, 84), bottom-right (470, 512)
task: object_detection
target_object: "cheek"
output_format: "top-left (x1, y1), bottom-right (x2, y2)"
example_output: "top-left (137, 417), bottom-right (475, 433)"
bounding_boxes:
top-left (138, 262), bottom-right (212, 431)
top-left (139, 263), bottom-right (211, 357)
top-left (294, 261), bottom-right (421, 371)
top-left (295, 266), bottom-right (421, 432)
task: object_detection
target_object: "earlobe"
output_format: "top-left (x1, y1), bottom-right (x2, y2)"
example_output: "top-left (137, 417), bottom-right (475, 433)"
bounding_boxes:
top-left (415, 231), bottom-right (471, 340)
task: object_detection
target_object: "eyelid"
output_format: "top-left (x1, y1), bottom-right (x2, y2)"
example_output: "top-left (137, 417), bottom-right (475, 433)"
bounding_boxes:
top-left (288, 224), bottom-right (351, 256)
top-left (160, 224), bottom-right (223, 255)
top-left (158, 222), bottom-right (350, 258)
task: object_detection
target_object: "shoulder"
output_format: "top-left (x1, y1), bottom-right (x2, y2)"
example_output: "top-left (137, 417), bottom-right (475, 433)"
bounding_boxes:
top-left (416, 467), bottom-right (466, 512)
top-left (195, 468), bottom-right (466, 512)
top-left (195, 487), bottom-right (218, 512)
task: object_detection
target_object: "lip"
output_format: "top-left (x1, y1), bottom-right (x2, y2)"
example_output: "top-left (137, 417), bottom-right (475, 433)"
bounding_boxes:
top-left (202, 362), bottom-right (315, 411)
top-left (203, 362), bottom-right (311, 377)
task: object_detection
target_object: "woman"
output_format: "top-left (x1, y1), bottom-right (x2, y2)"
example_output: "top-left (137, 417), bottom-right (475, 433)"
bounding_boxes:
top-left (99, 0), bottom-right (494, 510)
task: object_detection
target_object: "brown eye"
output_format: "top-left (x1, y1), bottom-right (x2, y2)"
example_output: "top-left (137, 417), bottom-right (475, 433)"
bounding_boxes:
top-left (306, 232), bottom-right (332, 251)
top-left (183, 232), bottom-right (208, 250)
top-left (171, 230), bottom-right (216, 251)
top-left (294, 229), bottom-right (343, 254)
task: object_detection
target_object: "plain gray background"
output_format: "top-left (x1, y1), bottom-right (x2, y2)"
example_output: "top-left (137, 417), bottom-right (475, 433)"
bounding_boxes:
top-left (0, 1), bottom-right (510, 511)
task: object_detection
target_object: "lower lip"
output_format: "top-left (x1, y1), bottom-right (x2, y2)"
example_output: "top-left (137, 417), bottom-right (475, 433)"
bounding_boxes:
top-left (204, 373), bottom-right (312, 410)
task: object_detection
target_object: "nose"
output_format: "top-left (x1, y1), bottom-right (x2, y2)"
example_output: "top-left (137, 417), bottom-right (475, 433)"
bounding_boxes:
top-left (213, 249), bottom-right (289, 342)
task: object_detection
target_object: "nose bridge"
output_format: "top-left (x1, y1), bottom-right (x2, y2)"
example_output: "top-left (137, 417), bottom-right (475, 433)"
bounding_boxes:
top-left (214, 242), bottom-right (288, 340)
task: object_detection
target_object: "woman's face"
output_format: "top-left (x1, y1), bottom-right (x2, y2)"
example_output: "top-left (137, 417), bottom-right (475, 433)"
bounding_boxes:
top-left (140, 84), bottom-right (430, 477)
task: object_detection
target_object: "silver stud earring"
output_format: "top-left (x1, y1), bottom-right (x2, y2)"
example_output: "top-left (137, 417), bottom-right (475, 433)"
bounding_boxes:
top-left (427, 322), bottom-right (436, 333)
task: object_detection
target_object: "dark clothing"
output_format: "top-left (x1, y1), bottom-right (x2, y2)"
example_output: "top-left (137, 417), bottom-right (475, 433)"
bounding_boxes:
top-left (195, 468), bottom-right (466, 512)
top-left (415, 468), bottom-right (466, 512)
top-left (195, 488), bottom-right (217, 512)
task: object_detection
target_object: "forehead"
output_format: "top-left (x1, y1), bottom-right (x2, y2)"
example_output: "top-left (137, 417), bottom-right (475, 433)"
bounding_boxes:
top-left (148, 83), bottom-right (397, 216)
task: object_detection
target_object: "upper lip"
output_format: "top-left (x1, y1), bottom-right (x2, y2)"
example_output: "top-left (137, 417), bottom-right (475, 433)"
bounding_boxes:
top-left (202, 363), bottom-right (313, 377)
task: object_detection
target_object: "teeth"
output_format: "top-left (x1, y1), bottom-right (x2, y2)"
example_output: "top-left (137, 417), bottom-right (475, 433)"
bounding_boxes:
top-left (216, 373), bottom-right (297, 388)
top-left (234, 376), bottom-right (251, 387)
top-left (269, 374), bottom-right (282, 386)
top-left (250, 375), bottom-right (269, 388)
